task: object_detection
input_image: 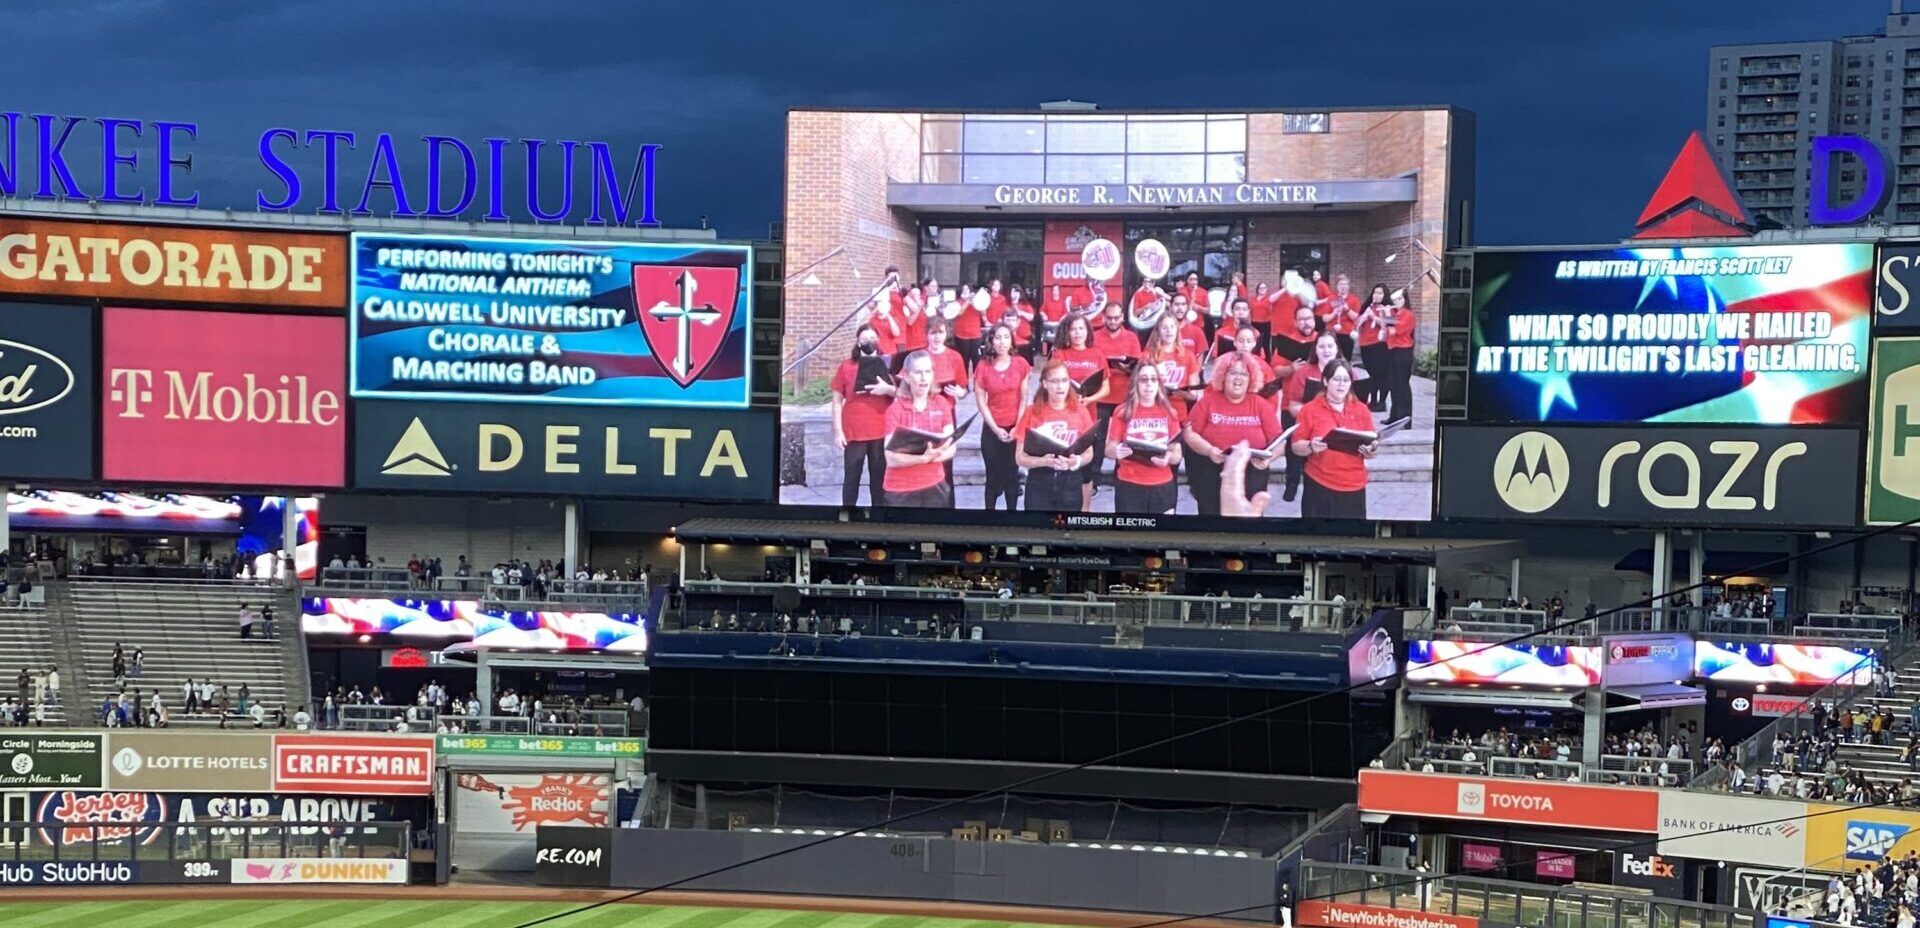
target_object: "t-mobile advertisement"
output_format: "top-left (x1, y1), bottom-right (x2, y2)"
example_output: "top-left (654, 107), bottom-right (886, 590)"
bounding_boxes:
top-left (100, 307), bottom-right (347, 489)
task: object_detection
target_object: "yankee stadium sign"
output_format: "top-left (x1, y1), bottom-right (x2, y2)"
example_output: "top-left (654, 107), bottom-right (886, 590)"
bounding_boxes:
top-left (0, 112), bottom-right (659, 226)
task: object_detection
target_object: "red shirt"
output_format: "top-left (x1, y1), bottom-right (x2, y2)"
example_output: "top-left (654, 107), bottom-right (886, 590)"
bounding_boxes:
top-left (1215, 317), bottom-right (1256, 354)
top-left (1040, 295), bottom-right (1070, 323)
top-left (1357, 303), bottom-right (1390, 348)
top-left (1090, 326), bottom-right (1142, 406)
top-left (1282, 362), bottom-right (1326, 413)
top-left (1148, 348), bottom-right (1201, 417)
top-left (1268, 291), bottom-right (1304, 328)
top-left (1382, 306), bottom-right (1417, 350)
top-left (1314, 280), bottom-right (1334, 302)
top-left (882, 398), bottom-right (955, 493)
top-left (955, 296), bottom-right (990, 340)
top-left (1182, 284), bottom-right (1210, 315)
top-left (1018, 401), bottom-right (1096, 458)
top-left (831, 360), bottom-right (891, 442)
top-left (1296, 394), bottom-right (1376, 493)
top-left (1053, 346), bottom-right (1105, 393)
top-left (1110, 403), bottom-right (1184, 486)
top-left (1131, 287), bottom-right (1160, 310)
top-left (973, 356), bottom-right (1032, 429)
top-left (926, 347), bottom-right (967, 396)
top-left (899, 298), bottom-right (928, 353)
top-left (1177, 322), bottom-right (1208, 356)
top-left (1188, 390), bottom-right (1283, 453)
top-left (1320, 293), bottom-right (1361, 336)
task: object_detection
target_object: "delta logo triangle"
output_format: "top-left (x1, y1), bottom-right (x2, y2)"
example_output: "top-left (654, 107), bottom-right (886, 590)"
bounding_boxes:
top-left (381, 417), bottom-right (453, 477)
top-left (1632, 131), bottom-right (1753, 240)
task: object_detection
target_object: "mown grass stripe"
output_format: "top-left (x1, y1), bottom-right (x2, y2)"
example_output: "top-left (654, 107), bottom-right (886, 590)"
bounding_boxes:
top-left (0, 900), bottom-right (194, 928)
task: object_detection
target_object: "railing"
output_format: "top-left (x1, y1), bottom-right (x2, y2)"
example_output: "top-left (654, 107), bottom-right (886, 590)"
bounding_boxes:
top-left (487, 579), bottom-right (649, 612)
top-left (1392, 740), bottom-right (1696, 786)
top-left (337, 704), bottom-right (437, 733)
top-left (963, 597), bottom-right (1118, 625)
top-left (1487, 756), bottom-right (1579, 780)
top-left (0, 820), bottom-right (411, 863)
top-left (1299, 861), bottom-right (1760, 928)
top-left (1441, 607), bottom-right (1548, 632)
top-left (1107, 594), bottom-right (1364, 632)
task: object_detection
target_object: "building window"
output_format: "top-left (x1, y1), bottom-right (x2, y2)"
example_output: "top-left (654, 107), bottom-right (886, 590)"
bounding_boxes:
top-left (1888, 89), bottom-right (1895, 101)
top-left (1850, 55), bottom-right (1863, 67)
top-left (1812, 91), bottom-right (1820, 103)
top-left (1718, 115), bottom-right (1726, 127)
top-left (1121, 222), bottom-right (1248, 293)
top-left (1720, 77), bottom-right (1728, 89)
top-left (1721, 58), bottom-right (1730, 71)
top-left (925, 112), bottom-right (1249, 188)
top-left (1717, 134), bottom-right (1726, 148)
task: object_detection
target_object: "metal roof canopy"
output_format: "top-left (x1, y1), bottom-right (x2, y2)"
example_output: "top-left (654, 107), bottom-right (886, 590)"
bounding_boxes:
top-left (673, 518), bottom-right (1523, 568)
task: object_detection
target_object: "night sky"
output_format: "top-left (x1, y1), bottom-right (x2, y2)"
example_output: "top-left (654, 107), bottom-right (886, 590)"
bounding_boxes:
top-left (0, 0), bottom-right (1874, 244)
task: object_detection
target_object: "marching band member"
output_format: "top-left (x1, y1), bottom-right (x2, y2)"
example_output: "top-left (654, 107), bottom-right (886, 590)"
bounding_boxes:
top-left (973, 323), bottom-right (1033, 512)
top-left (830, 324), bottom-right (892, 507)
top-left (1088, 302), bottom-right (1143, 510)
top-left (865, 290), bottom-right (901, 359)
top-left (1269, 303), bottom-right (1322, 374)
top-left (1143, 312), bottom-right (1203, 417)
top-left (1383, 289), bottom-right (1418, 425)
top-left (898, 276), bottom-right (929, 353)
top-left (1215, 298), bottom-right (1258, 357)
top-left (1310, 269), bottom-right (1333, 303)
top-left (1289, 358), bottom-right (1377, 519)
top-left (1183, 351), bottom-right (1284, 518)
top-left (1178, 272), bottom-right (1210, 318)
top-left (1131, 278), bottom-right (1163, 314)
top-left (1040, 284), bottom-right (1072, 359)
top-left (1014, 359), bottom-right (1097, 512)
top-left (1227, 271), bottom-right (1249, 308)
top-left (1269, 270), bottom-right (1316, 343)
top-left (1106, 363), bottom-right (1185, 515)
top-left (1173, 293), bottom-right (1209, 357)
top-left (882, 351), bottom-right (958, 508)
top-left (1355, 284), bottom-right (1392, 412)
top-left (952, 278), bottom-right (995, 367)
top-left (1246, 281), bottom-right (1272, 342)
top-left (1004, 284), bottom-right (1035, 358)
top-left (1319, 274), bottom-right (1361, 360)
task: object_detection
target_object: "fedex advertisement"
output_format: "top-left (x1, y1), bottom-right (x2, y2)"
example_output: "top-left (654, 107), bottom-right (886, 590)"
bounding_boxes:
top-left (1405, 640), bottom-right (1602, 687)
top-left (100, 307), bottom-right (346, 488)
top-left (1694, 642), bottom-right (1876, 686)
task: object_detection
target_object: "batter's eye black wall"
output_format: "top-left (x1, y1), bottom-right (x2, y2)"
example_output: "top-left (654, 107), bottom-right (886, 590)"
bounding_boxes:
top-left (648, 668), bottom-right (1366, 777)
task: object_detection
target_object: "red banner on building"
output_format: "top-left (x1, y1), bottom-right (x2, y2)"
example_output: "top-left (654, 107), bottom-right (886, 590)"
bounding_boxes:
top-left (272, 736), bottom-right (433, 796)
top-left (1042, 220), bottom-right (1124, 290)
top-left (1297, 901), bottom-right (1479, 928)
top-left (100, 307), bottom-right (346, 488)
top-left (1356, 769), bottom-right (1659, 833)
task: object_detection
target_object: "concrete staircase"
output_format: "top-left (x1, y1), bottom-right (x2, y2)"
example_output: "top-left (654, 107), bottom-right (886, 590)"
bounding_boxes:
top-left (66, 579), bottom-right (307, 728)
top-left (1825, 662), bottom-right (1920, 786)
top-left (0, 602), bottom-right (68, 726)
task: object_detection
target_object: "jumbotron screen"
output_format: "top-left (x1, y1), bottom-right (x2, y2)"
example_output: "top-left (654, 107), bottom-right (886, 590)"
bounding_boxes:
top-left (301, 597), bottom-right (646, 653)
top-left (1468, 243), bottom-right (1871, 424)
top-left (780, 108), bottom-right (1461, 523)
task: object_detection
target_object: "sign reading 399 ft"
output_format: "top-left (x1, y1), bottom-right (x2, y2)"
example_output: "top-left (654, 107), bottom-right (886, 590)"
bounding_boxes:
top-left (351, 233), bottom-right (752, 408)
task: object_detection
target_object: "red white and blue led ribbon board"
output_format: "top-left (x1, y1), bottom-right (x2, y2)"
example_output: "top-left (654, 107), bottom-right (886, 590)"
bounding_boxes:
top-left (351, 233), bottom-right (752, 408)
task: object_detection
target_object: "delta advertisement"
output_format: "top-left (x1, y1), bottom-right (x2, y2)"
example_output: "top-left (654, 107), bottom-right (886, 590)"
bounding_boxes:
top-left (1469, 243), bottom-right (1872, 425)
top-left (0, 301), bottom-right (96, 481)
top-left (302, 596), bottom-right (647, 653)
top-left (1404, 640), bottom-right (1601, 687)
top-left (350, 233), bottom-right (752, 408)
top-left (1693, 642), bottom-right (1876, 686)
top-left (100, 307), bottom-right (347, 488)
top-left (780, 108), bottom-right (1459, 525)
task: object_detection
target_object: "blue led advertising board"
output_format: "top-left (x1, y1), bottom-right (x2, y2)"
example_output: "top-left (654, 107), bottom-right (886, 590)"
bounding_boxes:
top-left (351, 233), bottom-right (751, 408)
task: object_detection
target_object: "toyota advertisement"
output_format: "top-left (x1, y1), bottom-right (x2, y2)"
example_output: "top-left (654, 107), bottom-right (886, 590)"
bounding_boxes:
top-left (100, 307), bottom-right (346, 488)
top-left (1468, 243), bottom-right (1872, 425)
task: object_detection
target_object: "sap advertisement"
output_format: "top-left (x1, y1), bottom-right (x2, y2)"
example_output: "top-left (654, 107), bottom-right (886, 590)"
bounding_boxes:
top-left (1469, 244), bottom-right (1871, 424)
top-left (1694, 642), bottom-right (1876, 686)
top-left (0, 301), bottom-right (96, 481)
top-left (302, 597), bottom-right (647, 653)
top-left (351, 233), bottom-right (752, 408)
top-left (1405, 640), bottom-right (1602, 687)
top-left (101, 307), bottom-right (346, 489)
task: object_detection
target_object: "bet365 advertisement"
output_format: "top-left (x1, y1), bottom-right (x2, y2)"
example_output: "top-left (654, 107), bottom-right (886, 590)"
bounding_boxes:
top-left (1469, 244), bottom-right (1872, 424)
top-left (351, 233), bottom-right (752, 408)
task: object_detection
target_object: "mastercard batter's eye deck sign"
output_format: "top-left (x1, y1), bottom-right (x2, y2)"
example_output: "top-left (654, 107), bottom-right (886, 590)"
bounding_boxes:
top-left (350, 233), bottom-right (752, 408)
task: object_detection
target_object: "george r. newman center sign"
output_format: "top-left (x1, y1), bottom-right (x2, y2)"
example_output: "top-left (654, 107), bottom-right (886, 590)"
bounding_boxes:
top-left (887, 178), bottom-right (1417, 211)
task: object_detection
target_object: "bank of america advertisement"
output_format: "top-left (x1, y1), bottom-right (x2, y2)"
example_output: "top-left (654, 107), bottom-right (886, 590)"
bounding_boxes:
top-left (351, 233), bottom-right (752, 408)
top-left (1469, 243), bottom-right (1871, 424)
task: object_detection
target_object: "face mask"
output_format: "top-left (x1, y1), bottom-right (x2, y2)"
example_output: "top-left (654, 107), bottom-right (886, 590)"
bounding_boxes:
top-left (858, 343), bottom-right (877, 356)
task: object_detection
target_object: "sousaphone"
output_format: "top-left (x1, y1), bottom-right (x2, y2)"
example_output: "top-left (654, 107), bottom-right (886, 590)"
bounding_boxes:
top-left (1128, 238), bottom-right (1172, 333)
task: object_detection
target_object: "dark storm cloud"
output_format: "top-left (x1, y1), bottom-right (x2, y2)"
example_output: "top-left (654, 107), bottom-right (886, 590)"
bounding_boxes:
top-left (0, 0), bottom-right (1866, 241)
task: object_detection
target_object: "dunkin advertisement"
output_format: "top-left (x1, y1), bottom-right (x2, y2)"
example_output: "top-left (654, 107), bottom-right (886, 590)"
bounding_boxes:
top-left (100, 307), bottom-right (346, 488)
top-left (779, 108), bottom-right (1459, 525)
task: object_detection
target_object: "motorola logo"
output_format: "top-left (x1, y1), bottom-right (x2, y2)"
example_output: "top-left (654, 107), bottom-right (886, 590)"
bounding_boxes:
top-left (1491, 431), bottom-right (1569, 513)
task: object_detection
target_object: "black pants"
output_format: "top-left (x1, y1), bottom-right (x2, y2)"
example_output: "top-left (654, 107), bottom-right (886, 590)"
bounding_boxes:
top-left (1282, 411), bottom-right (1306, 495)
top-left (980, 425), bottom-right (1021, 510)
top-left (1333, 333), bottom-right (1355, 362)
top-left (1186, 453), bottom-right (1269, 516)
top-left (1387, 346), bottom-right (1415, 424)
top-left (843, 439), bottom-right (886, 508)
top-left (1300, 474), bottom-right (1367, 519)
top-left (1025, 467), bottom-right (1082, 512)
top-left (1359, 343), bottom-right (1389, 409)
top-left (956, 336), bottom-right (983, 370)
top-left (1086, 404), bottom-right (1118, 486)
top-left (885, 483), bottom-right (952, 508)
top-left (1113, 479), bottom-right (1176, 514)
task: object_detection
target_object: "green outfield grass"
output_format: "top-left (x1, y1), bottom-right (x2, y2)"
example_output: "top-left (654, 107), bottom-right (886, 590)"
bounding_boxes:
top-left (0, 900), bottom-right (1054, 928)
